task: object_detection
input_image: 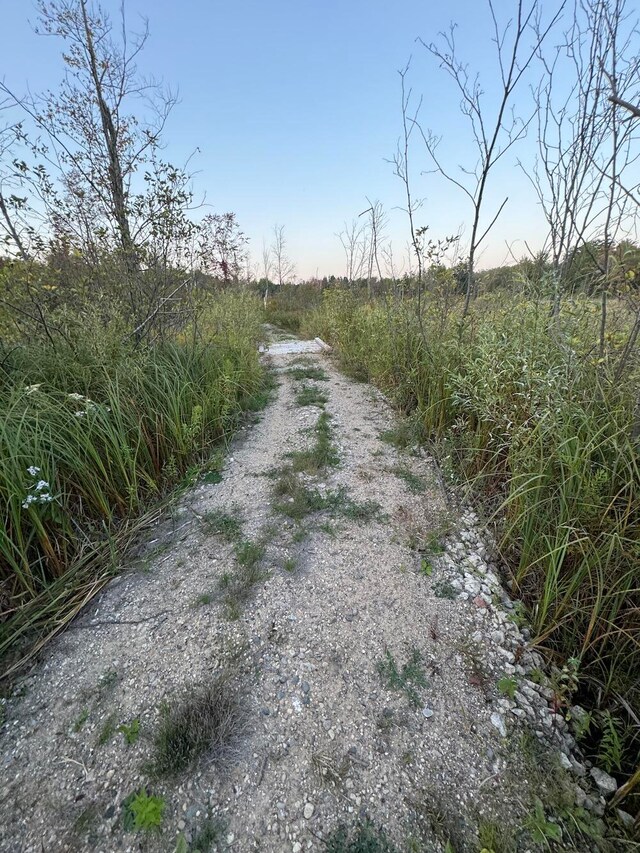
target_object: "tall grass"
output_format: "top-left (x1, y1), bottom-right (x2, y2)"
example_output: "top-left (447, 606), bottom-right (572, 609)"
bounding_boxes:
top-left (0, 292), bottom-right (265, 674)
top-left (301, 288), bottom-right (639, 779)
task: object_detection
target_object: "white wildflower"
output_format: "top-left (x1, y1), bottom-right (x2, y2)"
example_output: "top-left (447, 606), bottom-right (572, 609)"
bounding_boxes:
top-left (22, 494), bottom-right (37, 509)
top-left (67, 393), bottom-right (86, 401)
top-left (27, 465), bottom-right (41, 476)
top-left (25, 384), bottom-right (42, 394)
top-left (34, 480), bottom-right (50, 492)
top-left (74, 411), bottom-right (86, 418)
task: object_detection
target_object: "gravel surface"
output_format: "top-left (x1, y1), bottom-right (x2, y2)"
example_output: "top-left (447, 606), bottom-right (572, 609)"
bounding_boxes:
top-left (0, 341), bottom-right (599, 852)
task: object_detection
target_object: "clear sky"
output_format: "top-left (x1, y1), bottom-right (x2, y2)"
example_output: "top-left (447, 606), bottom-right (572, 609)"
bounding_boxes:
top-left (2, 0), bottom-right (557, 277)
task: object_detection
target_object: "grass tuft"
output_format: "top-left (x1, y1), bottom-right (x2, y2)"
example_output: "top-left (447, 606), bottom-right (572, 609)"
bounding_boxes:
top-left (288, 365), bottom-right (329, 381)
top-left (150, 675), bottom-right (246, 777)
top-left (295, 384), bottom-right (329, 407)
top-left (201, 507), bottom-right (243, 542)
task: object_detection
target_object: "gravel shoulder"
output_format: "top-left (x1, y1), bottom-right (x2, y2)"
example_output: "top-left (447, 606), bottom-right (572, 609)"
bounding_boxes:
top-left (0, 339), bottom-right (600, 852)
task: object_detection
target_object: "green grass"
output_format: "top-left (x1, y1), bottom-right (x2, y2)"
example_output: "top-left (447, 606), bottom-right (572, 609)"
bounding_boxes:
top-left (287, 411), bottom-right (339, 474)
top-left (288, 365), bottom-right (329, 381)
top-left (391, 466), bottom-right (428, 493)
top-left (325, 820), bottom-right (398, 853)
top-left (272, 469), bottom-right (382, 523)
top-left (0, 292), bottom-right (265, 677)
top-left (201, 507), bottom-right (243, 541)
top-left (97, 712), bottom-right (117, 745)
top-left (377, 648), bottom-right (428, 708)
top-left (300, 289), bottom-right (640, 793)
top-left (294, 384), bottom-right (329, 407)
top-left (194, 592), bottom-right (214, 607)
top-left (72, 707), bottom-right (89, 732)
top-left (218, 537), bottom-right (269, 619)
top-left (150, 675), bottom-right (245, 777)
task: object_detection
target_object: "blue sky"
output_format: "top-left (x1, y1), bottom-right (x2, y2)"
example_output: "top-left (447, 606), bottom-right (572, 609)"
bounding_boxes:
top-left (2, 0), bottom-right (553, 277)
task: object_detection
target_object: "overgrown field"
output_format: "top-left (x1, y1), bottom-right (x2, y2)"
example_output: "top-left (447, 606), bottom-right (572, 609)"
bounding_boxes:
top-left (270, 286), bottom-right (640, 786)
top-left (0, 292), bottom-right (265, 675)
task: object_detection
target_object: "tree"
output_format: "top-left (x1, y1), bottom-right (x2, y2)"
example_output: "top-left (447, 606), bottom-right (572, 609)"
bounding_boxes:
top-left (337, 218), bottom-right (368, 285)
top-left (1, 0), bottom-right (182, 337)
top-left (271, 224), bottom-right (295, 285)
top-left (415, 0), bottom-right (564, 316)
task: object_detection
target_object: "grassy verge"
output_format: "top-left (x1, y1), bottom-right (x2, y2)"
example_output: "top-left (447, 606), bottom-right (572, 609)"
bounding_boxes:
top-left (297, 287), bottom-right (639, 805)
top-left (0, 293), bottom-right (266, 678)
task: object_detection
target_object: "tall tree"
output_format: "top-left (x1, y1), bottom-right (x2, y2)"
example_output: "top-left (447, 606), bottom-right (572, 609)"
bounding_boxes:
top-left (416, 0), bottom-right (565, 316)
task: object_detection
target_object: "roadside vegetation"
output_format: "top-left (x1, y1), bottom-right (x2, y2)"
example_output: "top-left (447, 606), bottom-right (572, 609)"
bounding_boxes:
top-left (0, 1), bottom-right (265, 676)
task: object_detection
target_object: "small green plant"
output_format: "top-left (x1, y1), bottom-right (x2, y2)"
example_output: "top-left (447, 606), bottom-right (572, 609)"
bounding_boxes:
top-left (477, 818), bottom-right (515, 853)
top-left (234, 539), bottom-right (265, 569)
top-left (433, 579), bottom-right (457, 599)
top-left (497, 675), bottom-right (518, 700)
top-left (97, 669), bottom-right (118, 693)
top-left (596, 709), bottom-right (623, 773)
top-left (194, 592), bottom-right (214, 606)
top-left (121, 788), bottom-right (165, 832)
top-left (150, 675), bottom-right (245, 776)
top-left (73, 707), bottom-right (89, 732)
top-left (202, 508), bottom-right (243, 541)
top-left (283, 557), bottom-right (297, 572)
top-left (118, 718), bottom-right (140, 746)
top-left (420, 558), bottom-right (433, 577)
top-left (288, 365), bottom-right (328, 381)
top-left (522, 799), bottom-right (562, 846)
top-left (325, 819), bottom-right (398, 852)
top-left (288, 411), bottom-right (339, 473)
top-left (377, 648), bottom-right (427, 707)
top-left (295, 384), bottom-right (328, 407)
top-left (392, 466), bottom-right (427, 493)
top-left (550, 657), bottom-right (581, 708)
top-left (97, 713), bottom-right (117, 745)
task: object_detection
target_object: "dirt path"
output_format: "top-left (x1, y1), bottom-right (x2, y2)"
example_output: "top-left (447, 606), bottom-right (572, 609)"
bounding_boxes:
top-left (0, 337), bottom-right (589, 852)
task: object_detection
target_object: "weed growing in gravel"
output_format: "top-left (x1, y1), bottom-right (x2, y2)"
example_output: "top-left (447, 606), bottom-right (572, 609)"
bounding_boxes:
top-left (272, 470), bottom-right (341, 519)
top-left (497, 675), bottom-right (518, 700)
top-left (97, 669), bottom-right (118, 693)
top-left (325, 820), bottom-right (398, 852)
top-left (288, 411), bottom-right (339, 474)
top-left (121, 789), bottom-right (164, 832)
top-left (73, 707), bottom-right (89, 732)
top-left (378, 418), bottom-right (423, 449)
top-left (288, 365), bottom-right (328, 381)
top-left (273, 471), bottom-right (381, 523)
top-left (377, 649), bottom-right (427, 707)
top-left (283, 557), bottom-right (297, 572)
top-left (97, 712), bottom-right (117, 745)
top-left (419, 558), bottom-right (433, 577)
top-left (194, 592), bottom-right (214, 607)
top-left (295, 384), bottom-right (329, 407)
top-left (219, 538), bottom-right (269, 618)
top-left (178, 814), bottom-right (227, 852)
top-left (234, 539), bottom-right (265, 569)
top-left (291, 524), bottom-right (307, 543)
top-left (118, 719), bottom-right (140, 746)
top-left (341, 497), bottom-right (384, 522)
top-left (432, 579), bottom-right (457, 599)
top-left (150, 675), bottom-right (245, 776)
top-left (391, 466), bottom-right (427, 494)
top-left (477, 818), bottom-right (516, 853)
top-left (201, 507), bottom-right (243, 541)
